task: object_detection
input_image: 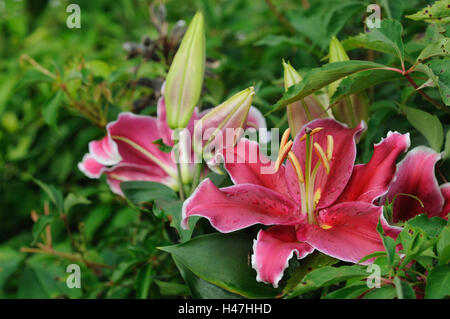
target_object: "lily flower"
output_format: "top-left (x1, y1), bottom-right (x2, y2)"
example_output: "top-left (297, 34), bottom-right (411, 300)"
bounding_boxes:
top-left (78, 88), bottom-right (268, 196)
top-left (182, 119), bottom-right (409, 287)
top-left (386, 146), bottom-right (450, 222)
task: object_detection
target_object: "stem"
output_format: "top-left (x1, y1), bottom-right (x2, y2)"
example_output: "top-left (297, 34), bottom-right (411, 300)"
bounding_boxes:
top-left (264, 0), bottom-right (296, 34)
top-left (174, 145), bottom-right (185, 201)
top-left (20, 246), bottom-right (113, 270)
top-left (404, 73), bottom-right (449, 114)
top-left (189, 162), bottom-right (203, 195)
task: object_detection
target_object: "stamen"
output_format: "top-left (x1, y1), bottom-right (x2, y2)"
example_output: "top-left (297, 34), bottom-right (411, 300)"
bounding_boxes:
top-left (299, 127), bottom-right (324, 141)
top-left (313, 142), bottom-right (330, 174)
top-left (320, 224), bottom-right (333, 230)
top-left (327, 135), bottom-right (334, 161)
top-left (313, 188), bottom-right (321, 207)
top-left (274, 140), bottom-right (293, 171)
top-left (280, 128), bottom-right (291, 151)
top-left (287, 151), bottom-right (304, 183)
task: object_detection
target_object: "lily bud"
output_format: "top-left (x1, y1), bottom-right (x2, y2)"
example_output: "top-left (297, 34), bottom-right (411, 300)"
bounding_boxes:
top-left (193, 87), bottom-right (255, 158)
top-left (328, 37), bottom-right (368, 128)
top-left (283, 60), bottom-right (330, 138)
top-left (165, 11), bottom-right (205, 129)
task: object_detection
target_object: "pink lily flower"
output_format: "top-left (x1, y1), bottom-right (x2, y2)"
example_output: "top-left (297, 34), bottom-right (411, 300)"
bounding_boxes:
top-left (182, 119), bottom-right (409, 287)
top-left (78, 93), bottom-right (268, 196)
top-left (386, 146), bottom-right (450, 222)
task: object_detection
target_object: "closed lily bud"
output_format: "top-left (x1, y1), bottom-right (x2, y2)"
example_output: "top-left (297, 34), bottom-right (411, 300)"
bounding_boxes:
top-left (283, 60), bottom-right (330, 138)
top-left (165, 11), bottom-right (205, 129)
top-left (328, 37), bottom-right (368, 128)
top-left (193, 87), bottom-right (255, 158)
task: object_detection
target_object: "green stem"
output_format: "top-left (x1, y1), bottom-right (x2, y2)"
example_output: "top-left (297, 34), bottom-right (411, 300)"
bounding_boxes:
top-left (189, 162), bottom-right (203, 195)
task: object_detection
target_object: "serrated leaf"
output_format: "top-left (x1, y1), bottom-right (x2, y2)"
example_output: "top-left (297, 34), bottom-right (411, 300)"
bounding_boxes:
top-left (366, 19), bottom-right (405, 66)
top-left (406, 0), bottom-right (450, 24)
top-left (401, 105), bottom-right (444, 152)
top-left (288, 265), bottom-right (368, 297)
top-left (427, 58), bottom-right (450, 106)
top-left (417, 37), bottom-right (450, 62)
top-left (407, 214), bottom-right (447, 238)
top-left (363, 285), bottom-right (396, 299)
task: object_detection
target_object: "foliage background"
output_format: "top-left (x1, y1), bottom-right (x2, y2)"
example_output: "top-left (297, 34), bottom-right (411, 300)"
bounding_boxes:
top-left (0, 0), bottom-right (448, 298)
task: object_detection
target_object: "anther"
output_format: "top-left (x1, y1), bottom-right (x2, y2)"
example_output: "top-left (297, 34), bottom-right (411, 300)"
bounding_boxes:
top-left (280, 128), bottom-right (291, 151)
top-left (300, 127), bottom-right (324, 141)
top-left (274, 140), bottom-right (293, 171)
top-left (313, 142), bottom-right (330, 174)
top-left (326, 135), bottom-right (334, 161)
top-left (287, 151), bottom-right (304, 183)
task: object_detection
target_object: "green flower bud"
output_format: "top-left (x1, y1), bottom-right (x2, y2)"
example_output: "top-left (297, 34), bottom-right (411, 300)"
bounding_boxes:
top-left (283, 60), bottom-right (329, 138)
top-left (165, 11), bottom-right (205, 129)
top-left (193, 87), bottom-right (255, 157)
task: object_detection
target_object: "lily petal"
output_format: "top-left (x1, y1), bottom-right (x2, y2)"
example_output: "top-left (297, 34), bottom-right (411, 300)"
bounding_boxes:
top-left (296, 201), bottom-right (401, 264)
top-left (218, 139), bottom-right (290, 197)
top-left (105, 163), bottom-right (177, 196)
top-left (252, 226), bottom-right (314, 288)
top-left (182, 179), bottom-right (303, 232)
top-left (286, 118), bottom-right (365, 208)
top-left (104, 112), bottom-right (177, 178)
top-left (245, 106), bottom-right (271, 143)
top-left (386, 146), bottom-right (444, 222)
top-left (78, 153), bottom-right (105, 178)
top-left (441, 183), bottom-right (450, 219)
top-left (337, 131), bottom-right (410, 204)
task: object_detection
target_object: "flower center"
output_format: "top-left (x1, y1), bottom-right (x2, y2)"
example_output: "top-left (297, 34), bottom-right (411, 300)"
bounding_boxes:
top-left (275, 127), bottom-right (334, 224)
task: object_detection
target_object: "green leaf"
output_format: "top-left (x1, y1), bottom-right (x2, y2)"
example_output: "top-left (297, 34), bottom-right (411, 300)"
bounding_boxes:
top-left (31, 178), bottom-right (64, 214)
top-left (135, 263), bottom-right (154, 299)
top-left (32, 215), bottom-right (54, 244)
top-left (154, 280), bottom-right (190, 297)
top-left (425, 265), bottom-right (450, 299)
top-left (0, 246), bottom-right (25, 289)
top-left (330, 70), bottom-right (403, 105)
top-left (156, 200), bottom-right (198, 243)
top-left (323, 284), bottom-right (368, 299)
top-left (401, 105), bottom-right (444, 152)
top-left (417, 37), bottom-right (450, 62)
top-left (288, 265), bottom-right (368, 297)
top-left (283, 252), bottom-right (338, 296)
top-left (172, 255), bottom-right (242, 299)
top-left (159, 232), bottom-right (281, 298)
top-left (363, 285), bottom-right (396, 299)
top-left (63, 193), bottom-right (91, 213)
top-left (358, 251), bottom-right (387, 264)
top-left (366, 19), bottom-right (404, 66)
top-left (406, 0), bottom-right (450, 24)
top-left (407, 214), bottom-right (447, 238)
top-left (121, 181), bottom-right (177, 205)
top-left (271, 61), bottom-right (386, 112)
top-left (443, 130), bottom-right (450, 160)
top-left (437, 224), bottom-right (450, 264)
top-left (427, 58), bottom-right (450, 106)
top-left (42, 90), bottom-right (62, 130)
top-left (342, 33), bottom-right (399, 58)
